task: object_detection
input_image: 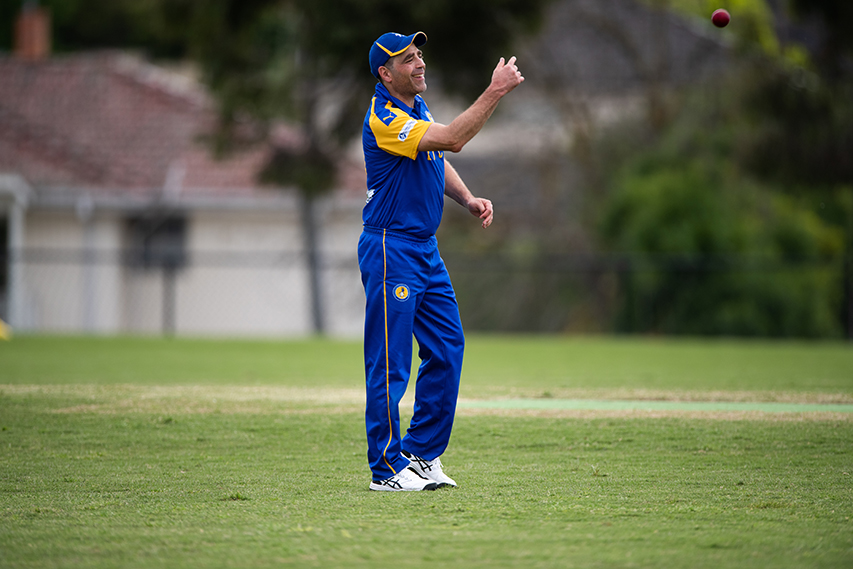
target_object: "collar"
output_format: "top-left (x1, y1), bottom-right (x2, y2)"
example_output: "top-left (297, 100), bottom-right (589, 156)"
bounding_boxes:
top-left (375, 83), bottom-right (422, 116)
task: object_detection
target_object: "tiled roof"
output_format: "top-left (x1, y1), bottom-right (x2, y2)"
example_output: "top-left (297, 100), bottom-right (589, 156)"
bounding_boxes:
top-left (0, 51), bottom-right (365, 200)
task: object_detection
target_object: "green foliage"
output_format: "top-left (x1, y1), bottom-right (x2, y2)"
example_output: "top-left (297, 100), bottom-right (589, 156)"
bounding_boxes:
top-left (597, 68), bottom-right (846, 337)
top-left (592, 0), bottom-right (853, 338)
top-left (2, 0), bottom-right (194, 56)
top-left (738, 62), bottom-right (853, 190)
top-left (601, 173), bottom-right (844, 336)
top-left (790, 0), bottom-right (853, 74)
top-left (601, 156), bottom-right (843, 262)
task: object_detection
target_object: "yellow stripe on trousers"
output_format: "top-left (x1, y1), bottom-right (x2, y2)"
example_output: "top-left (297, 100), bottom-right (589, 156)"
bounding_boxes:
top-left (380, 230), bottom-right (396, 474)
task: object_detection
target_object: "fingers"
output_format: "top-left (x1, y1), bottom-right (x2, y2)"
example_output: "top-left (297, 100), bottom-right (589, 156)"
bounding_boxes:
top-left (494, 56), bottom-right (523, 89)
top-left (477, 199), bottom-right (494, 228)
top-left (468, 197), bottom-right (493, 228)
top-left (496, 56), bottom-right (517, 70)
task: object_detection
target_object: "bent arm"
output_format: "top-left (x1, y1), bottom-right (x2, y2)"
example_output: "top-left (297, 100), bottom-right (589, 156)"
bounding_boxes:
top-left (445, 160), bottom-right (493, 229)
top-left (418, 56), bottom-right (524, 154)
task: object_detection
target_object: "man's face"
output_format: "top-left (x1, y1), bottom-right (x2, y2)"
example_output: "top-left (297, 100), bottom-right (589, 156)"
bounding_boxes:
top-left (381, 43), bottom-right (427, 99)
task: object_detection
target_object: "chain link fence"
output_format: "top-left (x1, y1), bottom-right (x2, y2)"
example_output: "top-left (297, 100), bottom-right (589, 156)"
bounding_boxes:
top-left (3, 243), bottom-right (850, 339)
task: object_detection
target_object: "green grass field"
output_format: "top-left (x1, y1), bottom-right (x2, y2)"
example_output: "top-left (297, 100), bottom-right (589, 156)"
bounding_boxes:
top-left (1, 335), bottom-right (852, 568)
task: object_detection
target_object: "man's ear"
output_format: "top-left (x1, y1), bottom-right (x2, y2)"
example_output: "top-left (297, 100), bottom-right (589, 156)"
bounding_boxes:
top-left (378, 66), bottom-right (392, 84)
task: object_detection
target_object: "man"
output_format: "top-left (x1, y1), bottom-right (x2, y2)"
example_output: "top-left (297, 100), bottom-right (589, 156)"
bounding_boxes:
top-left (359, 31), bottom-right (523, 491)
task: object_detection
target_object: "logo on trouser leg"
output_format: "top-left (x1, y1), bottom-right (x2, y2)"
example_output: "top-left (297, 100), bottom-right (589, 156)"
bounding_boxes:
top-left (393, 284), bottom-right (410, 301)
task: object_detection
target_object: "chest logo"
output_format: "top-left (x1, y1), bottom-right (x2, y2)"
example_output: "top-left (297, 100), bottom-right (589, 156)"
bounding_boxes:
top-left (393, 284), bottom-right (410, 302)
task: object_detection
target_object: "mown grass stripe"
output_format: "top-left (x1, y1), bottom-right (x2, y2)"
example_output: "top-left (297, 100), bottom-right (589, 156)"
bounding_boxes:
top-left (458, 399), bottom-right (853, 413)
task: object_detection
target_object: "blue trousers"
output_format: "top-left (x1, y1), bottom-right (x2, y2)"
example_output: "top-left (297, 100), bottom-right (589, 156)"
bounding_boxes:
top-left (357, 227), bottom-right (465, 481)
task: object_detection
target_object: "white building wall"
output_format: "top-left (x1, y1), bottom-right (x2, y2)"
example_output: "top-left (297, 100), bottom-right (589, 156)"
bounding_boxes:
top-left (121, 267), bottom-right (164, 334)
top-left (22, 211), bottom-right (85, 332)
top-left (87, 215), bottom-right (123, 333)
top-left (22, 210), bottom-right (125, 334)
top-left (15, 193), bottom-right (366, 338)
top-left (319, 197), bottom-right (365, 337)
top-left (178, 208), bottom-right (311, 336)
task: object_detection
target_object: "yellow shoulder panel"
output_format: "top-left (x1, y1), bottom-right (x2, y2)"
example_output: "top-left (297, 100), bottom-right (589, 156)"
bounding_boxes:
top-left (369, 100), bottom-right (431, 160)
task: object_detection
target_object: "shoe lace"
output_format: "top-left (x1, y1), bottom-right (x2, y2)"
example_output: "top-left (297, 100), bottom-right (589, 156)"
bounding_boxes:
top-left (409, 454), bottom-right (441, 473)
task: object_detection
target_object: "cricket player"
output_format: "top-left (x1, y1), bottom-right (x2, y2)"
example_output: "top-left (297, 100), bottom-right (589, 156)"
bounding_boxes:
top-left (359, 31), bottom-right (524, 491)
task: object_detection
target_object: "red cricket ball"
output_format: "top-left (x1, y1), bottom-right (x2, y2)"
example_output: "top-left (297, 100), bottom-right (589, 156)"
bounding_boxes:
top-left (712, 9), bottom-right (731, 28)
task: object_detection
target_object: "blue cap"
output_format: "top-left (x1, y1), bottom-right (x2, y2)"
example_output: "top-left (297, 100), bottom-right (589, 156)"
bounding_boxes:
top-left (369, 31), bottom-right (428, 78)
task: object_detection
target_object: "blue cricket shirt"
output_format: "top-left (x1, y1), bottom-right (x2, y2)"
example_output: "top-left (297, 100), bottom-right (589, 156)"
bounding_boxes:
top-left (362, 83), bottom-right (446, 239)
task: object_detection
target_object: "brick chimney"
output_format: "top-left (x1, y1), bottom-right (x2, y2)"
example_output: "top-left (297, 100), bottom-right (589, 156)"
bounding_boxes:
top-left (14, 2), bottom-right (51, 61)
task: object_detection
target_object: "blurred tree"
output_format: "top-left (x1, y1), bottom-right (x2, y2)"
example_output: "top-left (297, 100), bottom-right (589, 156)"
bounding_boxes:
top-left (179, 0), bottom-right (549, 333)
top-left (3, 0), bottom-right (548, 333)
top-left (591, 0), bottom-right (853, 338)
top-left (651, 0), bottom-right (780, 55)
top-left (789, 0), bottom-right (853, 80)
top-left (1, 0), bottom-right (192, 56)
top-left (736, 0), bottom-right (853, 190)
top-left (738, 62), bottom-right (853, 190)
top-left (744, 0), bottom-right (853, 337)
top-left (599, 150), bottom-right (844, 337)
top-left (3, 0), bottom-right (548, 150)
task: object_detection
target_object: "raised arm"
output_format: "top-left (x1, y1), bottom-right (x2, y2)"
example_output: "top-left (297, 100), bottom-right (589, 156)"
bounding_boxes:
top-left (418, 56), bottom-right (524, 154)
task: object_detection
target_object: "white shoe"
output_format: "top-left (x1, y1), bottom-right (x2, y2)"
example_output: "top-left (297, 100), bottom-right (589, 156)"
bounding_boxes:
top-left (369, 467), bottom-right (439, 492)
top-left (403, 450), bottom-right (457, 488)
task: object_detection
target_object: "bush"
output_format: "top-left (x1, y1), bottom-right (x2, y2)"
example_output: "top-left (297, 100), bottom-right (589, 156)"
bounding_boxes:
top-left (599, 154), bottom-right (844, 337)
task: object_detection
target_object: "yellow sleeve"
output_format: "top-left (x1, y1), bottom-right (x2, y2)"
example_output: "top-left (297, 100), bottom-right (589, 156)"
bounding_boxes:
top-left (369, 100), bottom-right (432, 160)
